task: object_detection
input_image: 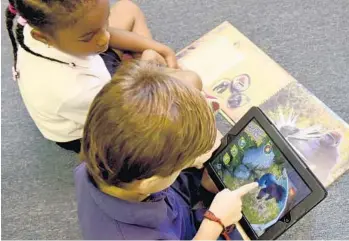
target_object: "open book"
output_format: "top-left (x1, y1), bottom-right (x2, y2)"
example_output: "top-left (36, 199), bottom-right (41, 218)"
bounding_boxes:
top-left (177, 22), bottom-right (349, 240)
top-left (177, 21), bottom-right (349, 189)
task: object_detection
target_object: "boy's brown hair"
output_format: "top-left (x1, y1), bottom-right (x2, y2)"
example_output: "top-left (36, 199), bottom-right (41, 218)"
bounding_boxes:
top-left (81, 61), bottom-right (216, 187)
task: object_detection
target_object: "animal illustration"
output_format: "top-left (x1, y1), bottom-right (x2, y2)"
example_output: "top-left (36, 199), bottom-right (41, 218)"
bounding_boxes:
top-left (212, 74), bottom-right (251, 109)
top-left (214, 152), bottom-right (235, 181)
top-left (233, 144), bottom-right (276, 180)
top-left (256, 173), bottom-right (287, 203)
top-left (250, 169), bottom-right (290, 235)
top-left (214, 162), bottom-right (223, 177)
top-left (241, 144), bottom-right (275, 169)
top-left (274, 108), bottom-right (342, 183)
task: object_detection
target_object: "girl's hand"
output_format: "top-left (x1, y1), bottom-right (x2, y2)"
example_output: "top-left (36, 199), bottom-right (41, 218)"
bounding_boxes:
top-left (160, 46), bottom-right (179, 69)
top-left (107, 28), bottom-right (178, 68)
top-left (141, 49), bottom-right (167, 66)
top-left (209, 182), bottom-right (258, 227)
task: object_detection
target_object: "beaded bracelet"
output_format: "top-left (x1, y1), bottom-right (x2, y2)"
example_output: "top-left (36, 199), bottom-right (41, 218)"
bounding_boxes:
top-left (203, 210), bottom-right (235, 240)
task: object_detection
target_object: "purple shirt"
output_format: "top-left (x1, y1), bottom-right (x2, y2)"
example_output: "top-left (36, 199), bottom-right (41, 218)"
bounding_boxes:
top-left (74, 163), bottom-right (199, 240)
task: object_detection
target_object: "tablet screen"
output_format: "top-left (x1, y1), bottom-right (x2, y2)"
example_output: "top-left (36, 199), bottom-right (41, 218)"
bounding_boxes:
top-left (210, 119), bottom-right (312, 236)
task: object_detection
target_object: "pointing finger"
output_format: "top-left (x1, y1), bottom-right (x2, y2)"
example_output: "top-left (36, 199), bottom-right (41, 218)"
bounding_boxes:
top-left (234, 182), bottom-right (259, 197)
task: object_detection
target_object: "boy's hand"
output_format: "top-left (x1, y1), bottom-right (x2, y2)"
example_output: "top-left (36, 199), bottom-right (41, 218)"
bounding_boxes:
top-left (209, 182), bottom-right (258, 227)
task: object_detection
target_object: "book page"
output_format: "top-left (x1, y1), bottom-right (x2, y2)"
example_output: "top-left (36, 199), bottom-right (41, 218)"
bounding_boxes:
top-left (178, 22), bottom-right (296, 122)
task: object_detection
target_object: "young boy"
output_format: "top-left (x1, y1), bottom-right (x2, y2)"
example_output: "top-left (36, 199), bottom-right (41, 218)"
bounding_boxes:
top-left (75, 61), bottom-right (257, 240)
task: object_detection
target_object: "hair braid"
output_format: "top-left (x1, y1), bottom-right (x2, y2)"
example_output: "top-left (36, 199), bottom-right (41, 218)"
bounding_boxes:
top-left (5, 0), bottom-right (91, 72)
top-left (5, 2), bottom-right (19, 71)
top-left (15, 24), bottom-right (71, 65)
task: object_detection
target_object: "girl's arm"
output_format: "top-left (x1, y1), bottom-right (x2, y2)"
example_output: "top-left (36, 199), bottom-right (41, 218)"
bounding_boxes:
top-left (108, 27), bottom-right (178, 68)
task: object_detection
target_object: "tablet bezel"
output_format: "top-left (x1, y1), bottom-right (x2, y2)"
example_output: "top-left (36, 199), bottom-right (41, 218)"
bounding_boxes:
top-left (205, 107), bottom-right (327, 240)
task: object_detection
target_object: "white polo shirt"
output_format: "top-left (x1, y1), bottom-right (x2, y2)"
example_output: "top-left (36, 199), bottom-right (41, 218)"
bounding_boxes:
top-left (16, 25), bottom-right (111, 142)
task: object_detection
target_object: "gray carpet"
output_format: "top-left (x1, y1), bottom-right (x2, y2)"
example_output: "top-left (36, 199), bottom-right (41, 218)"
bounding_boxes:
top-left (1, 0), bottom-right (349, 239)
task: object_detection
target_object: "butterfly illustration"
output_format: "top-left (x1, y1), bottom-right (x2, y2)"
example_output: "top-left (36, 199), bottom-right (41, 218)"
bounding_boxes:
top-left (213, 74), bottom-right (251, 109)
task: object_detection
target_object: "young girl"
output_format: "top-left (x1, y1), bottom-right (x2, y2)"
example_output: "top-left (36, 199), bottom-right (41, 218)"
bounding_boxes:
top-left (5, 0), bottom-right (201, 153)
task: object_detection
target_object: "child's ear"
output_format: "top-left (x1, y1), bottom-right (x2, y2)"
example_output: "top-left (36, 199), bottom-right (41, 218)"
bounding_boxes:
top-left (138, 176), bottom-right (159, 190)
top-left (30, 29), bottom-right (53, 46)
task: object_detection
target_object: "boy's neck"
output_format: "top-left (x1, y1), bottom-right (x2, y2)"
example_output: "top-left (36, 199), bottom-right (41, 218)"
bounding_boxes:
top-left (98, 181), bottom-right (150, 202)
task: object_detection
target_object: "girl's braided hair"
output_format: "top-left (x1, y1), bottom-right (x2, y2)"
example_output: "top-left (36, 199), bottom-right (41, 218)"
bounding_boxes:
top-left (5, 0), bottom-right (95, 71)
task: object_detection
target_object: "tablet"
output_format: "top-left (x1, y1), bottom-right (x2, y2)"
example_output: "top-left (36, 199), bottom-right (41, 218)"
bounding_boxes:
top-left (206, 107), bottom-right (327, 240)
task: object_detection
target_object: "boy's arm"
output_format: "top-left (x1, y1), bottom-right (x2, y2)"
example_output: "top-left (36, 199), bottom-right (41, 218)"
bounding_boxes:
top-left (193, 183), bottom-right (258, 240)
top-left (194, 220), bottom-right (250, 240)
top-left (108, 27), bottom-right (178, 68)
top-left (193, 219), bottom-right (222, 240)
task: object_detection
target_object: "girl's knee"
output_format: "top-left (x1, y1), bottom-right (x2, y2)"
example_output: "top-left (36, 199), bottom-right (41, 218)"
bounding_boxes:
top-left (110, 0), bottom-right (151, 38)
top-left (109, 0), bottom-right (142, 31)
top-left (112, 0), bottom-right (140, 13)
